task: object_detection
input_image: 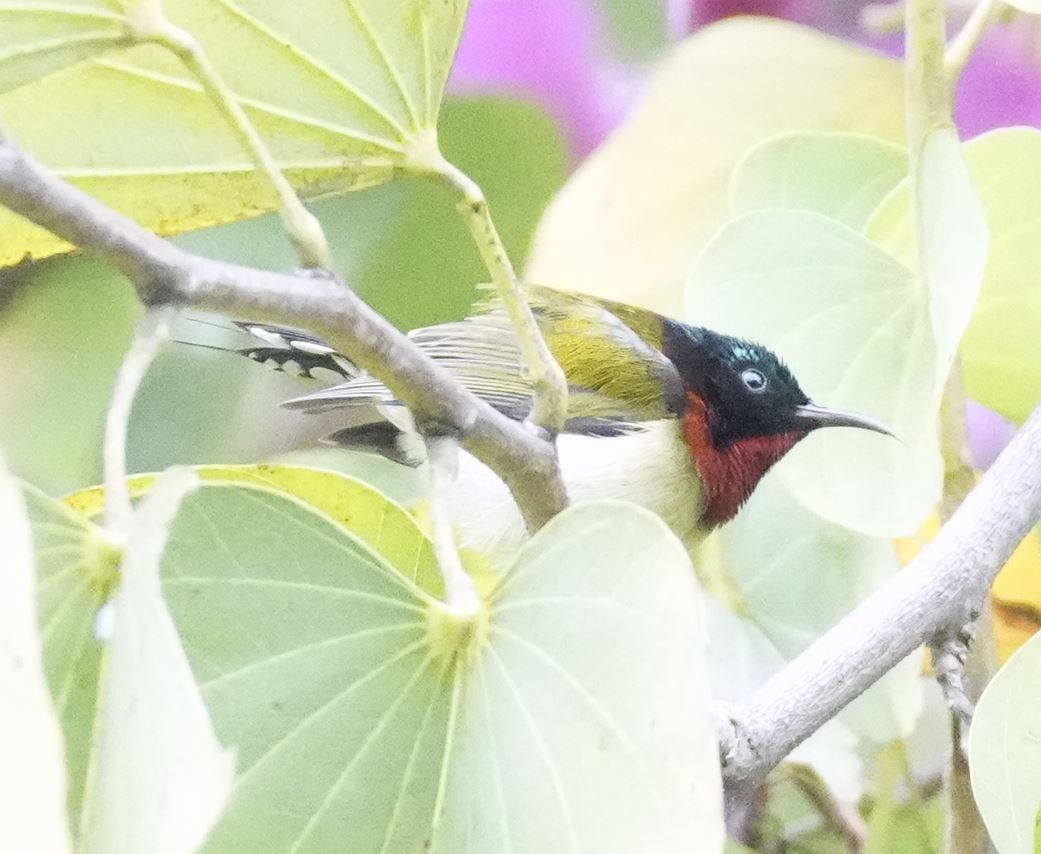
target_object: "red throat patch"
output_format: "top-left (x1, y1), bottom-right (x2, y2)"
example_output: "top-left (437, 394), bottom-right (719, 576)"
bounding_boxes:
top-left (683, 392), bottom-right (806, 528)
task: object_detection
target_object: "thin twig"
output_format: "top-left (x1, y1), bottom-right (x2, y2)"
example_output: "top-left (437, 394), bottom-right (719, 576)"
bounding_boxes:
top-left (0, 133), bottom-right (568, 532)
top-left (423, 436), bottom-right (480, 618)
top-left (126, 1), bottom-right (333, 269)
top-left (434, 158), bottom-right (569, 435)
top-left (103, 307), bottom-right (175, 537)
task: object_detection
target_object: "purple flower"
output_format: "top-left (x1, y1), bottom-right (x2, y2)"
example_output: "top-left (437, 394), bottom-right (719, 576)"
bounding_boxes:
top-left (449, 0), bottom-right (625, 156)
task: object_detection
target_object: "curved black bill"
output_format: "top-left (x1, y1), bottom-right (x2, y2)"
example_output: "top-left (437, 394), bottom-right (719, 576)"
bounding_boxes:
top-left (794, 403), bottom-right (897, 439)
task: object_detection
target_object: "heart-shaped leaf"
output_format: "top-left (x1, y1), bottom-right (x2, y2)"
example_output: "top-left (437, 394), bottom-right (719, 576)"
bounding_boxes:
top-left (0, 0), bottom-right (471, 266)
top-left (158, 489), bottom-right (723, 852)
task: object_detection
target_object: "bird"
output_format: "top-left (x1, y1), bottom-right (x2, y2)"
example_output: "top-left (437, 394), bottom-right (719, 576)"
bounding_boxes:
top-left (221, 284), bottom-right (893, 560)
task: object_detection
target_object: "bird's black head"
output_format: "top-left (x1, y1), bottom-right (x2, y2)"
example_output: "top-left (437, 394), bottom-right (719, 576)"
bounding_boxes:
top-left (661, 319), bottom-right (893, 527)
top-left (662, 321), bottom-right (812, 448)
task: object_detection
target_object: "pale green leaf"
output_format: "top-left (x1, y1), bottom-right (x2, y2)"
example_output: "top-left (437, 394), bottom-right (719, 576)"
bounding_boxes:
top-left (700, 476), bottom-right (923, 746)
top-left (731, 131), bottom-right (908, 229)
top-left (80, 469), bottom-right (234, 854)
top-left (431, 501), bottom-right (722, 853)
top-left (866, 128), bottom-right (1041, 423)
top-left (22, 483), bottom-right (120, 828)
top-left (702, 595), bottom-right (865, 804)
top-left (160, 488), bottom-right (722, 852)
top-left (0, 1), bottom-right (129, 94)
top-left (0, 0), bottom-right (471, 266)
top-left (526, 17), bottom-right (904, 317)
top-left (687, 209), bottom-right (941, 536)
top-left (969, 628), bottom-right (1041, 854)
top-left (960, 128), bottom-right (1041, 423)
top-left (866, 126), bottom-right (989, 371)
top-left (0, 452), bottom-right (72, 854)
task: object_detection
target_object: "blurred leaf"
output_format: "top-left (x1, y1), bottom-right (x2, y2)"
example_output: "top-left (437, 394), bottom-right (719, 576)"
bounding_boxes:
top-left (0, 1), bottom-right (128, 94)
top-left (599, 0), bottom-right (670, 59)
top-left (0, 0), bottom-right (471, 266)
top-left (0, 452), bottom-right (72, 854)
top-left (1004, 0), bottom-right (1041, 12)
top-left (969, 629), bottom-right (1041, 854)
top-left (160, 489), bottom-right (723, 852)
top-left (867, 127), bottom-right (1041, 424)
top-left (526, 17), bottom-right (904, 316)
top-left (699, 476), bottom-right (923, 745)
top-left (866, 127), bottom-right (989, 371)
top-left (79, 469), bottom-right (234, 854)
top-left (961, 128), bottom-right (1041, 423)
top-left (688, 209), bottom-right (940, 536)
top-left (0, 258), bottom-right (140, 494)
top-left (731, 131), bottom-right (908, 229)
top-left (64, 464), bottom-right (443, 597)
top-left (702, 595), bottom-right (866, 804)
top-left (22, 483), bottom-right (119, 828)
top-left (863, 743), bottom-right (943, 854)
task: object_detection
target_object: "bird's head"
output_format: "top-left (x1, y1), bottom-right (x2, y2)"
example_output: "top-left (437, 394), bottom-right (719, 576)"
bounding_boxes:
top-left (661, 320), bottom-right (894, 529)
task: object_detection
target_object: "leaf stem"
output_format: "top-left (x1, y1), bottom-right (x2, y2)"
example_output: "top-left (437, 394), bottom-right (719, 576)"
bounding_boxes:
top-left (434, 157), bottom-right (569, 436)
top-left (423, 436), bottom-right (480, 618)
top-left (905, 0), bottom-right (953, 160)
top-left (103, 306), bottom-right (174, 538)
top-left (126, 2), bottom-right (333, 270)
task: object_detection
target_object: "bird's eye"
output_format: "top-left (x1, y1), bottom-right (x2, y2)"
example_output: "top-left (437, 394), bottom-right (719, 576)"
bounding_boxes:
top-left (741, 368), bottom-right (767, 392)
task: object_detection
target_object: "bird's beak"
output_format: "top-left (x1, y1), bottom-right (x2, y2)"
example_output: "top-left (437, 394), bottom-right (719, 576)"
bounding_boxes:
top-left (793, 403), bottom-right (897, 439)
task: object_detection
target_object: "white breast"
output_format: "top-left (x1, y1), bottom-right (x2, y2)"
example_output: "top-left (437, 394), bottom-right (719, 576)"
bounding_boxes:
top-left (447, 420), bottom-right (705, 563)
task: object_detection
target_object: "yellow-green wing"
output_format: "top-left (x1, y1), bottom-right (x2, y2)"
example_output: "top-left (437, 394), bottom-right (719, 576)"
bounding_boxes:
top-left (284, 284), bottom-right (683, 429)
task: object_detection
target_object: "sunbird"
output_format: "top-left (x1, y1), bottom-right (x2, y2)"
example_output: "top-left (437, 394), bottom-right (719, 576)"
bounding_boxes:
top-left (228, 285), bottom-right (893, 558)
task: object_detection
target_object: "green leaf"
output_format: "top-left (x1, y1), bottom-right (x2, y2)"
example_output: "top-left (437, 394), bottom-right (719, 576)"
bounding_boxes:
top-left (960, 128), bottom-right (1041, 423)
top-left (702, 595), bottom-right (866, 803)
top-left (23, 483), bottom-right (120, 829)
top-left (63, 464), bottom-right (443, 597)
top-left (687, 209), bottom-right (941, 536)
top-left (0, 0), bottom-right (471, 266)
top-left (431, 501), bottom-right (722, 852)
top-left (863, 743), bottom-right (944, 854)
top-left (0, 452), bottom-right (73, 854)
top-left (699, 476), bottom-right (922, 747)
top-left (969, 628), bottom-right (1041, 854)
top-left (159, 489), bottom-right (723, 852)
top-left (0, 1), bottom-right (129, 94)
top-left (730, 131), bottom-right (908, 230)
top-left (526, 17), bottom-right (905, 317)
top-left (866, 126), bottom-right (990, 371)
top-left (79, 469), bottom-right (234, 854)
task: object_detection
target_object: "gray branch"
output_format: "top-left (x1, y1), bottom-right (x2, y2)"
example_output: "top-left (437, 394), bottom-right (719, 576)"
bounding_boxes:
top-left (0, 134), bottom-right (567, 531)
top-left (721, 398), bottom-right (1041, 794)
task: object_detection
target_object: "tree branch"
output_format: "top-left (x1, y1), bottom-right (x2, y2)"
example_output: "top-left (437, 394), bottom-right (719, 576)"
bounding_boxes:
top-left (720, 398), bottom-right (1041, 793)
top-left (0, 133), bottom-right (567, 532)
